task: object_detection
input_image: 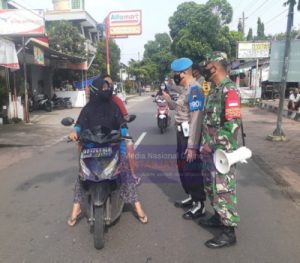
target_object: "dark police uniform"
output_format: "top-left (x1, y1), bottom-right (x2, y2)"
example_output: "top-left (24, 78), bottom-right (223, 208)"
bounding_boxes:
top-left (166, 58), bottom-right (206, 219)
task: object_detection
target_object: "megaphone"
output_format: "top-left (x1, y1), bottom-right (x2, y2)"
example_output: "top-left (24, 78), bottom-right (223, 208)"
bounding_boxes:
top-left (213, 146), bottom-right (252, 174)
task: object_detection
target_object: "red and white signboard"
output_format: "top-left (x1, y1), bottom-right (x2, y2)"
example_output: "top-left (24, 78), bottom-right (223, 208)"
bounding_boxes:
top-left (0, 38), bottom-right (19, 69)
top-left (0, 9), bottom-right (45, 36)
top-left (108, 10), bottom-right (142, 36)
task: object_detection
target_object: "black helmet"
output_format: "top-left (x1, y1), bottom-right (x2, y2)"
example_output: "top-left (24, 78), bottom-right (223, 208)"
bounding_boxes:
top-left (90, 77), bottom-right (113, 102)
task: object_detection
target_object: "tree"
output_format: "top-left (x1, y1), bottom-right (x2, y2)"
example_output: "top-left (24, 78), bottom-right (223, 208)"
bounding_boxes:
top-left (247, 28), bottom-right (253, 41)
top-left (143, 33), bottom-right (175, 81)
top-left (238, 20), bottom-right (243, 34)
top-left (169, 0), bottom-right (236, 62)
top-left (168, 2), bottom-right (199, 40)
top-left (88, 38), bottom-right (121, 80)
top-left (205, 0), bottom-right (233, 24)
top-left (256, 17), bottom-right (265, 40)
top-left (47, 21), bottom-right (86, 58)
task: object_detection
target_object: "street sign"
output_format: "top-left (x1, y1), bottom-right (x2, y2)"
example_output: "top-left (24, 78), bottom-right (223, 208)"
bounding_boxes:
top-left (268, 40), bottom-right (300, 82)
top-left (238, 42), bottom-right (270, 59)
top-left (108, 10), bottom-right (142, 36)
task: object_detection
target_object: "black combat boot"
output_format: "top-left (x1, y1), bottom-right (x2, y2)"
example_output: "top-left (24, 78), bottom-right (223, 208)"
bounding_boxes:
top-left (205, 226), bottom-right (237, 249)
top-left (198, 212), bottom-right (222, 227)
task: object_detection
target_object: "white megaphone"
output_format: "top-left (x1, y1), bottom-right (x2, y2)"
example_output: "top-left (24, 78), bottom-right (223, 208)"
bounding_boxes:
top-left (213, 146), bottom-right (252, 174)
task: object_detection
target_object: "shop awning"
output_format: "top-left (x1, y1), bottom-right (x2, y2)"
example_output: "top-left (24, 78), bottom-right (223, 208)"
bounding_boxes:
top-left (16, 38), bottom-right (88, 70)
top-left (0, 38), bottom-right (19, 69)
top-left (230, 67), bottom-right (251, 75)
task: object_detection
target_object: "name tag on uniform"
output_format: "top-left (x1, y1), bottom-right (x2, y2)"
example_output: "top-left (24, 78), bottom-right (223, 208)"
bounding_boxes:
top-left (189, 85), bottom-right (204, 112)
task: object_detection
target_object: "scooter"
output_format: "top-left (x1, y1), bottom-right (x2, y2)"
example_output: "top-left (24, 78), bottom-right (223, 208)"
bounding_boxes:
top-left (29, 93), bottom-right (52, 112)
top-left (61, 115), bottom-right (136, 250)
top-left (51, 94), bottom-right (72, 109)
top-left (152, 94), bottom-right (171, 134)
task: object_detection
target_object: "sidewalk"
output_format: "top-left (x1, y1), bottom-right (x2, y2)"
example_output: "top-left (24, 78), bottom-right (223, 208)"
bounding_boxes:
top-left (242, 106), bottom-right (300, 204)
top-left (259, 99), bottom-right (300, 122)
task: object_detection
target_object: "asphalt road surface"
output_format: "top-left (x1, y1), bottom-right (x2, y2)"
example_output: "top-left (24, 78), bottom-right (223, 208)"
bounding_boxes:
top-left (0, 96), bottom-right (299, 263)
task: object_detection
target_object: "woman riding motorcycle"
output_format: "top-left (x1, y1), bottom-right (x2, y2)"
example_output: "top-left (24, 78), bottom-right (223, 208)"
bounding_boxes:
top-left (67, 77), bottom-right (147, 226)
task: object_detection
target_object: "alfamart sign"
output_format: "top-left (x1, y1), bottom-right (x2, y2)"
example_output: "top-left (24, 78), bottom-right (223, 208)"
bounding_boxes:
top-left (108, 10), bottom-right (142, 36)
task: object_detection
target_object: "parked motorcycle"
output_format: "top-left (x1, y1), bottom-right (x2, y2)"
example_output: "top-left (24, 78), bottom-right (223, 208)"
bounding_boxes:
top-left (28, 93), bottom-right (52, 112)
top-left (51, 94), bottom-right (72, 109)
top-left (152, 95), bottom-right (171, 134)
top-left (61, 115), bottom-right (136, 249)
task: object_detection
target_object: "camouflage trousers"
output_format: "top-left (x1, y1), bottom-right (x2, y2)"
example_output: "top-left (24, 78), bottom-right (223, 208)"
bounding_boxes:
top-left (201, 154), bottom-right (240, 227)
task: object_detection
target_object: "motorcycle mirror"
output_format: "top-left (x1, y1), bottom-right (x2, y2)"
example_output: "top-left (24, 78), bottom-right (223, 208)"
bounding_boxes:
top-left (61, 117), bottom-right (74, 126)
top-left (127, 114), bottom-right (136, 123)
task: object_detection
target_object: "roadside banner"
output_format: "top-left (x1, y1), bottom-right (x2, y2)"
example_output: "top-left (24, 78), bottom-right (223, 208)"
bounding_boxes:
top-left (0, 38), bottom-right (19, 69)
top-left (34, 46), bottom-right (44, 65)
top-left (0, 9), bottom-right (45, 36)
top-left (237, 42), bottom-right (270, 59)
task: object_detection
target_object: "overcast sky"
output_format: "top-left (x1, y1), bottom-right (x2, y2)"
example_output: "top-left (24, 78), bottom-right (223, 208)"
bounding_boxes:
top-left (15, 0), bottom-right (300, 64)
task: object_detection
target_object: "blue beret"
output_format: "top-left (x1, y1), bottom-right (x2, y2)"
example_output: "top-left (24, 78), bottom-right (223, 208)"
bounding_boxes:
top-left (171, 57), bottom-right (193, 72)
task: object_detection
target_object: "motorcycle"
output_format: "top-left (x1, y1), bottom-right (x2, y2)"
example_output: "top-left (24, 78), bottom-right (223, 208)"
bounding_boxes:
top-left (28, 93), bottom-right (52, 112)
top-left (152, 94), bottom-right (171, 134)
top-left (51, 94), bottom-right (72, 109)
top-left (61, 115), bottom-right (136, 249)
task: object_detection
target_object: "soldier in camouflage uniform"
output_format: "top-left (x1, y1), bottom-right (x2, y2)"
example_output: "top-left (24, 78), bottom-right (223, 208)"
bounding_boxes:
top-left (198, 52), bottom-right (241, 248)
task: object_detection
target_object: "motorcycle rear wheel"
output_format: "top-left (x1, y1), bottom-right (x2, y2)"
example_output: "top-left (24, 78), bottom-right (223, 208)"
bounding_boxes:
top-left (94, 206), bottom-right (105, 249)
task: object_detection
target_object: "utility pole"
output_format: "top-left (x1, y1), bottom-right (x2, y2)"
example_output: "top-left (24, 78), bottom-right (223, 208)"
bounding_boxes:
top-left (242, 12), bottom-right (246, 36)
top-left (269, 1), bottom-right (294, 141)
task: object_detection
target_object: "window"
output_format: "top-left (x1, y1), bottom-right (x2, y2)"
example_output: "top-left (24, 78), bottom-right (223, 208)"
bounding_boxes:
top-left (71, 0), bottom-right (81, 9)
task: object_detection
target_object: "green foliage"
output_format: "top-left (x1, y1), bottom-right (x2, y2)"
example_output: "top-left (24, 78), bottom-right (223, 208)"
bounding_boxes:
top-left (143, 33), bottom-right (175, 81)
top-left (247, 28), bottom-right (253, 41)
top-left (273, 29), bottom-right (300, 40)
top-left (205, 0), bottom-right (233, 25)
top-left (47, 21), bottom-right (86, 58)
top-left (256, 18), bottom-right (266, 40)
top-left (169, 0), bottom-right (238, 61)
top-left (88, 38), bottom-right (121, 80)
top-left (169, 2), bottom-right (199, 40)
top-left (0, 75), bottom-right (8, 108)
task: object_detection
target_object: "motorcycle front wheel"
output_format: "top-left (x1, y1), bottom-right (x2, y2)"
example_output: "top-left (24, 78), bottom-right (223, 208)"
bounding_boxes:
top-left (94, 205), bottom-right (105, 249)
top-left (45, 101), bottom-right (52, 112)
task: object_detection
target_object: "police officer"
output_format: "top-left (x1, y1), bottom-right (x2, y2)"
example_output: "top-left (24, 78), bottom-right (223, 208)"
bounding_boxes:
top-left (163, 57), bottom-right (206, 220)
top-left (198, 52), bottom-right (240, 248)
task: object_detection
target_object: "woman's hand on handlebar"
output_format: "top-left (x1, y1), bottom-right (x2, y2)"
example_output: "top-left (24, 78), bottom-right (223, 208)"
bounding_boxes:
top-left (69, 131), bottom-right (78, 142)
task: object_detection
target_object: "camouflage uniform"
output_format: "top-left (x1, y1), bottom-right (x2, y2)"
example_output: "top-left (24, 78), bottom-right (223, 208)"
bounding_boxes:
top-left (201, 77), bottom-right (241, 227)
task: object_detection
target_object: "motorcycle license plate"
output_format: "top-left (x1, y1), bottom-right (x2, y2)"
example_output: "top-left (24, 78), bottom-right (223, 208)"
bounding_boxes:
top-left (81, 147), bottom-right (113, 159)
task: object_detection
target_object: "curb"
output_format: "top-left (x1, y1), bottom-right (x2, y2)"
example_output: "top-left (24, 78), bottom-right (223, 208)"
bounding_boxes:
top-left (252, 154), bottom-right (300, 207)
top-left (258, 101), bottom-right (300, 122)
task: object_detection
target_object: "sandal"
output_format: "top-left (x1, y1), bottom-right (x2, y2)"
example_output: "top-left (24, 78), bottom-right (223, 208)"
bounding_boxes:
top-left (134, 209), bottom-right (148, 224)
top-left (137, 214), bottom-right (148, 224)
top-left (67, 211), bottom-right (84, 227)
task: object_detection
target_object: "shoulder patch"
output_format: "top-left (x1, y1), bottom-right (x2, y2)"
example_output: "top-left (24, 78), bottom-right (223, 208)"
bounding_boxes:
top-left (225, 89), bottom-right (241, 120)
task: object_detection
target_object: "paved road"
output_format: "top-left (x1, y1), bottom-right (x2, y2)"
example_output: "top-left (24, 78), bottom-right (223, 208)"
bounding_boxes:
top-left (0, 96), bottom-right (299, 263)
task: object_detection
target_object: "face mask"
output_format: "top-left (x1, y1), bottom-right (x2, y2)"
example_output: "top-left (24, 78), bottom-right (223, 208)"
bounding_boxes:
top-left (199, 62), bottom-right (215, 82)
top-left (98, 87), bottom-right (113, 101)
top-left (160, 85), bottom-right (165, 91)
top-left (173, 73), bottom-right (183, 85)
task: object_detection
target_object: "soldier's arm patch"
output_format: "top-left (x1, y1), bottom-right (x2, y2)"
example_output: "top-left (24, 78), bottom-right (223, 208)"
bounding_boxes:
top-left (225, 89), bottom-right (241, 121)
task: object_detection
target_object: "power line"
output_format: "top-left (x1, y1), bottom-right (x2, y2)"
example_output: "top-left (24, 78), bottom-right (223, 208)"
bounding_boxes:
top-left (265, 8), bottom-right (288, 26)
top-left (243, 0), bottom-right (264, 15)
top-left (247, 0), bottom-right (271, 19)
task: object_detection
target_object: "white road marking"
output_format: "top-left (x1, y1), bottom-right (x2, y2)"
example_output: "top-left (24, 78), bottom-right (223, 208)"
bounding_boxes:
top-left (134, 132), bottom-right (147, 150)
